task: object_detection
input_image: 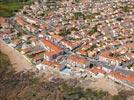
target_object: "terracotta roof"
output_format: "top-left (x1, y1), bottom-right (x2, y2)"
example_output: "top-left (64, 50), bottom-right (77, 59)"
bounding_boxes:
top-left (41, 39), bottom-right (62, 52)
top-left (2, 29), bottom-right (11, 34)
top-left (89, 67), bottom-right (106, 75)
top-left (25, 24), bottom-right (36, 32)
top-left (0, 17), bottom-right (6, 24)
top-left (61, 40), bottom-right (80, 49)
top-left (68, 55), bottom-right (88, 64)
top-left (82, 44), bottom-right (92, 50)
top-left (61, 40), bottom-right (74, 47)
top-left (42, 60), bottom-right (62, 69)
top-left (42, 60), bottom-right (52, 66)
top-left (110, 71), bottom-right (126, 80)
top-left (78, 49), bottom-right (87, 55)
top-left (16, 16), bottom-right (27, 26)
top-left (52, 35), bottom-right (64, 41)
top-left (126, 75), bottom-right (134, 83)
top-left (100, 50), bottom-right (122, 62)
top-left (33, 54), bottom-right (44, 61)
top-left (125, 43), bottom-right (134, 49)
top-left (40, 24), bottom-right (48, 29)
top-left (44, 51), bottom-right (58, 57)
top-left (110, 71), bottom-right (134, 83)
top-left (21, 48), bottom-right (31, 54)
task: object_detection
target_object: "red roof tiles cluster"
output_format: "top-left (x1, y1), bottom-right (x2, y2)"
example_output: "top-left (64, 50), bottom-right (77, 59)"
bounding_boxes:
top-left (68, 55), bottom-right (88, 64)
top-left (42, 39), bottom-right (62, 52)
top-left (0, 17), bottom-right (6, 25)
top-left (41, 39), bottom-right (63, 59)
top-left (16, 16), bottom-right (27, 26)
top-left (42, 60), bottom-right (63, 69)
top-left (61, 40), bottom-right (80, 50)
top-left (110, 71), bottom-right (134, 83)
top-left (89, 67), bottom-right (106, 75)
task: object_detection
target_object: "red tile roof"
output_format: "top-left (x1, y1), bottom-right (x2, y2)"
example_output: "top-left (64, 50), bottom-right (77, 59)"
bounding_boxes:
top-left (100, 50), bottom-right (122, 62)
top-left (42, 60), bottom-right (62, 69)
top-left (40, 24), bottom-right (48, 29)
top-left (0, 17), bottom-right (6, 25)
top-left (44, 51), bottom-right (57, 57)
top-left (52, 35), bottom-right (64, 41)
top-left (110, 71), bottom-right (126, 80)
top-left (41, 39), bottom-right (62, 52)
top-left (78, 49), bottom-right (87, 55)
top-left (89, 67), bottom-right (106, 75)
top-left (68, 55), bottom-right (88, 64)
top-left (110, 71), bottom-right (134, 83)
top-left (61, 40), bottom-right (80, 49)
top-left (126, 75), bottom-right (134, 83)
top-left (16, 16), bottom-right (27, 26)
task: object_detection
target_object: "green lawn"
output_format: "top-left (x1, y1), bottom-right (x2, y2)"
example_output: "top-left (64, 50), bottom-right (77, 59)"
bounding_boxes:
top-left (0, 0), bottom-right (32, 17)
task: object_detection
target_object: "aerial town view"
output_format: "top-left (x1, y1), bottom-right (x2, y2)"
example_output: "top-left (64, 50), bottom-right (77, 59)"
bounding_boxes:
top-left (0, 0), bottom-right (134, 100)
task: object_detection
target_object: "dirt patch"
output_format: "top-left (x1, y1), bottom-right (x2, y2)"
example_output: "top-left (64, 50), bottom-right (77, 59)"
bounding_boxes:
top-left (79, 77), bottom-right (131, 96)
top-left (89, 78), bottom-right (119, 95)
top-left (0, 39), bottom-right (34, 72)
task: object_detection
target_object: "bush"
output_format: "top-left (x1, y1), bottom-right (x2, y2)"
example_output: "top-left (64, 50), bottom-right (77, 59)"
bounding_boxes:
top-left (0, 51), bottom-right (11, 68)
top-left (59, 28), bottom-right (71, 36)
top-left (116, 17), bottom-right (123, 21)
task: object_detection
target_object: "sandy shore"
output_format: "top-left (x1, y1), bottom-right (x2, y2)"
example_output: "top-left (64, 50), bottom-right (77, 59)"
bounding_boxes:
top-left (0, 39), bottom-right (34, 72)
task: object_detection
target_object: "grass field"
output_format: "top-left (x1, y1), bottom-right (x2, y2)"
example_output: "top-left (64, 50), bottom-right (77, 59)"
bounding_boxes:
top-left (0, 0), bottom-right (32, 17)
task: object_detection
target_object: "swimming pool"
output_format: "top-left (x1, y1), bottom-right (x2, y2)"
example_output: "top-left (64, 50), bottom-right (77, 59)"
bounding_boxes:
top-left (60, 67), bottom-right (71, 74)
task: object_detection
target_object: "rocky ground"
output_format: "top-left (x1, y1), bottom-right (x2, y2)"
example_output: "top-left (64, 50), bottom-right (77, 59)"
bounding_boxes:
top-left (0, 50), bottom-right (134, 100)
top-left (0, 39), bottom-right (34, 72)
